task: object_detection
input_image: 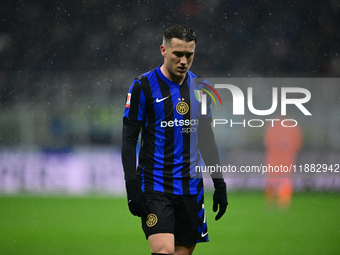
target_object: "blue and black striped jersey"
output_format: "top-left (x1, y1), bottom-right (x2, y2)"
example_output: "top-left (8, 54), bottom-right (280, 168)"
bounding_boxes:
top-left (123, 66), bottom-right (213, 195)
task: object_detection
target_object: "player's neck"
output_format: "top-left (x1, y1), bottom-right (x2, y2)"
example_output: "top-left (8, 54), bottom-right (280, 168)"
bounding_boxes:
top-left (160, 64), bottom-right (185, 85)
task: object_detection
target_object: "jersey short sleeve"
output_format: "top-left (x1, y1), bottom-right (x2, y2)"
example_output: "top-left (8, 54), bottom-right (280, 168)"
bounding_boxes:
top-left (123, 79), bottom-right (147, 127)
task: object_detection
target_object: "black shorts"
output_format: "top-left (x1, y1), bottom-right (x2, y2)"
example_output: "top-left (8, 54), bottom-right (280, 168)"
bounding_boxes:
top-left (141, 191), bottom-right (208, 245)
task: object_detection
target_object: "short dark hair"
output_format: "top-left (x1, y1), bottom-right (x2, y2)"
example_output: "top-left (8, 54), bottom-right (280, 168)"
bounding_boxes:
top-left (163, 24), bottom-right (197, 44)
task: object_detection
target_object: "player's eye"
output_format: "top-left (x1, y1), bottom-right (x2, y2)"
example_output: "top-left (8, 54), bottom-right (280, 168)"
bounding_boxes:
top-left (174, 52), bottom-right (184, 57)
top-left (173, 52), bottom-right (193, 58)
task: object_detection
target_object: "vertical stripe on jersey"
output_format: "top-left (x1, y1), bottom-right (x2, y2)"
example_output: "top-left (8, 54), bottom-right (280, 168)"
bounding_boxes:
top-left (179, 79), bottom-right (191, 195)
top-left (155, 72), bottom-right (175, 194)
top-left (128, 81), bottom-right (141, 121)
top-left (137, 78), bottom-right (156, 193)
top-left (148, 73), bottom-right (165, 193)
top-left (172, 92), bottom-right (184, 195)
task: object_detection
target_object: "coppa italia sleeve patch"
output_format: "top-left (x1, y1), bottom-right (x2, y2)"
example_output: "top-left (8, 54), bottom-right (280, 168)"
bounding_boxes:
top-left (125, 93), bottom-right (131, 108)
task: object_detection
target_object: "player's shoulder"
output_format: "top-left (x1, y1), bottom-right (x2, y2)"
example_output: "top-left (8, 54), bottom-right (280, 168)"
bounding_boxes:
top-left (128, 69), bottom-right (158, 100)
top-left (188, 70), bottom-right (200, 79)
top-left (131, 69), bottom-right (156, 87)
top-left (188, 71), bottom-right (213, 90)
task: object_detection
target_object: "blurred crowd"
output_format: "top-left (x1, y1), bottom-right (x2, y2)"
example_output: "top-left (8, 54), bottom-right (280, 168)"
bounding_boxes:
top-left (1, 0), bottom-right (339, 77)
top-left (0, 0), bottom-right (339, 147)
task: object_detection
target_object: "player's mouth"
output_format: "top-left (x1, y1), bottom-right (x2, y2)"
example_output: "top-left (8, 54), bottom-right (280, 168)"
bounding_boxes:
top-left (177, 66), bottom-right (187, 73)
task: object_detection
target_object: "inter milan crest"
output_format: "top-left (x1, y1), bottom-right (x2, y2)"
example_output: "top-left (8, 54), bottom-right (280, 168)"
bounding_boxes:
top-left (146, 213), bottom-right (158, 227)
top-left (176, 98), bottom-right (189, 115)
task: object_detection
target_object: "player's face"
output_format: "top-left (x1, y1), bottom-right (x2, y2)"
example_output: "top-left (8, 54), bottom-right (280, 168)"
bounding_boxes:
top-left (161, 38), bottom-right (195, 84)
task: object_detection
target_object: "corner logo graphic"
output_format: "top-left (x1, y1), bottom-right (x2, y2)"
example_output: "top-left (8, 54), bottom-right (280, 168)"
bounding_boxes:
top-left (195, 82), bottom-right (223, 115)
top-left (176, 98), bottom-right (189, 115)
top-left (196, 83), bottom-right (311, 128)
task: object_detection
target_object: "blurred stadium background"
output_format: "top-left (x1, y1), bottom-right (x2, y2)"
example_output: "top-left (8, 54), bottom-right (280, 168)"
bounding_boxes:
top-left (0, 0), bottom-right (339, 254)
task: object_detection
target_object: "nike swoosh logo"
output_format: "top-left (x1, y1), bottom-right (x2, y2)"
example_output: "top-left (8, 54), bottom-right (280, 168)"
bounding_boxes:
top-left (156, 96), bottom-right (169, 103)
top-left (201, 232), bottom-right (208, 238)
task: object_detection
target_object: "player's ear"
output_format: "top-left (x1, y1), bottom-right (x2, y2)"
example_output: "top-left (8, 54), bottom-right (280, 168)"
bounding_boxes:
top-left (160, 45), bottom-right (166, 57)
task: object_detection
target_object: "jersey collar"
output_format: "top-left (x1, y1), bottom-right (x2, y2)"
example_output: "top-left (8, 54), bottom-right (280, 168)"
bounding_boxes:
top-left (156, 65), bottom-right (189, 87)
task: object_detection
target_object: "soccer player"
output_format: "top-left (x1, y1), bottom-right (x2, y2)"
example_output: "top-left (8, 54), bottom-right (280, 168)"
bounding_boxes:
top-left (121, 24), bottom-right (228, 255)
top-left (264, 117), bottom-right (302, 210)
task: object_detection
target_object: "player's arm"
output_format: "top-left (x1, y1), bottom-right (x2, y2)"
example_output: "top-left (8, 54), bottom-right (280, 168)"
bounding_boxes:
top-left (121, 122), bottom-right (140, 181)
top-left (121, 79), bottom-right (147, 217)
top-left (198, 115), bottom-right (228, 221)
top-left (121, 122), bottom-right (147, 217)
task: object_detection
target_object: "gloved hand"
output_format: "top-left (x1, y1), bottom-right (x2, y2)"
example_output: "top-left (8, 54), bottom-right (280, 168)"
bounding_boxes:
top-left (212, 179), bottom-right (228, 221)
top-left (125, 178), bottom-right (148, 217)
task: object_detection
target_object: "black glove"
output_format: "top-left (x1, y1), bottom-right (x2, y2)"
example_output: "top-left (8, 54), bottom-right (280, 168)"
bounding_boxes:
top-left (212, 179), bottom-right (228, 221)
top-left (125, 178), bottom-right (147, 217)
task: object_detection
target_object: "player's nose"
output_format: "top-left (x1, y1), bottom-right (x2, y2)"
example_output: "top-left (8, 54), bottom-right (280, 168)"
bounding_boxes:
top-left (179, 56), bottom-right (187, 65)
